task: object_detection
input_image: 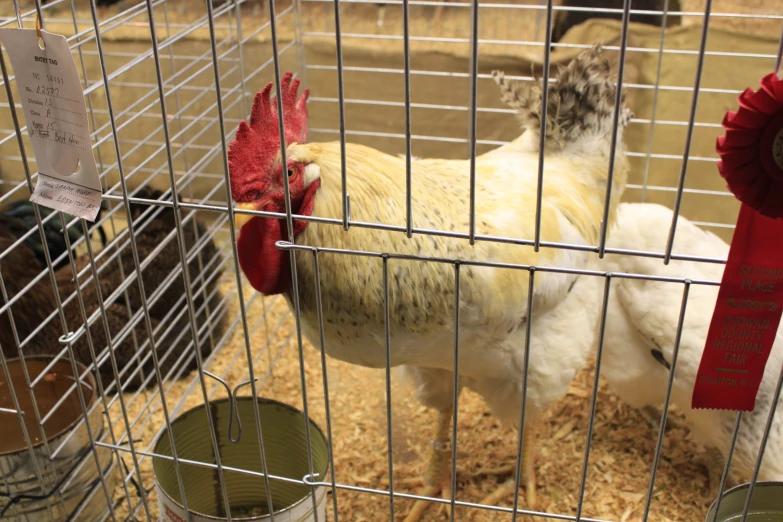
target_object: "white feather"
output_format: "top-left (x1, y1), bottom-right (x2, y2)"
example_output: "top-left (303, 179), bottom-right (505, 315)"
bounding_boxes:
top-left (399, 269), bottom-right (604, 429)
top-left (303, 162), bottom-right (321, 186)
top-left (596, 202), bottom-right (783, 482)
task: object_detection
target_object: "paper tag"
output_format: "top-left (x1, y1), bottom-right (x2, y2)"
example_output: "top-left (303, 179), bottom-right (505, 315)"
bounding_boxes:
top-left (0, 28), bottom-right (101, 221)
top-left (691, 203), bottom-right (783, 411)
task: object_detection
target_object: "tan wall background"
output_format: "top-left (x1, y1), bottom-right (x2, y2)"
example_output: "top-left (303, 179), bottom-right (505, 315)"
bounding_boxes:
top-left (2, 6), bottom-right (781, 245)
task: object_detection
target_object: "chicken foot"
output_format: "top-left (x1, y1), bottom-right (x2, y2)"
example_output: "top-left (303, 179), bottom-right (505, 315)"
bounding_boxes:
top-left (402, 407), bottom-right (454, 522)
top-left (473, 424), bottom-right (537, 515)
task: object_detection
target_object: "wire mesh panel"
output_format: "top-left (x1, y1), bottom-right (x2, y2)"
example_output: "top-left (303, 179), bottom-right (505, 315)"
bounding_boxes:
top-left (1, 0), bottom-right (782, 521)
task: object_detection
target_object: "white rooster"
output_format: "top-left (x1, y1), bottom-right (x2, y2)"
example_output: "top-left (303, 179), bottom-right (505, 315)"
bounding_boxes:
top-left (228, 45), bottom-right (632, 520)
top-left (597, 202), bottom-right (783, 487)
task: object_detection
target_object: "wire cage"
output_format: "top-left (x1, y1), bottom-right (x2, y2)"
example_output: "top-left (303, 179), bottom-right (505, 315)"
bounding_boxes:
top-left (0, 0), bottom-right (782, 521)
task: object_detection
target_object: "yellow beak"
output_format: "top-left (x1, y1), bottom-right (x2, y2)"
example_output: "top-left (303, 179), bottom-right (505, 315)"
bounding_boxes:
top-left (234, 202), bottom-right (259, 231)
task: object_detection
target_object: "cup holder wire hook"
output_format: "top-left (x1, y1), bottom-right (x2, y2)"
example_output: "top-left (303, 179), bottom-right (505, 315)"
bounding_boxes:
top-left (203, 372), bottom-right (260, 444)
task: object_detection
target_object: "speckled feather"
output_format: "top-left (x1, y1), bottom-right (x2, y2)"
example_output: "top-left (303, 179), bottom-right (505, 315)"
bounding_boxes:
top-left (491, 43), bottom-right (633, 150)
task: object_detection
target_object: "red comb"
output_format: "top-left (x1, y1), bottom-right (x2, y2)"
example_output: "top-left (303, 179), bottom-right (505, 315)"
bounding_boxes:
top-left (228, 72), bottom-right (310, 202)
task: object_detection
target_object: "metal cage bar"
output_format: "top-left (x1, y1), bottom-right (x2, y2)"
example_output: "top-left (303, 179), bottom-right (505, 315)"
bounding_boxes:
top-left (1, 0), bottom-right (781, 521)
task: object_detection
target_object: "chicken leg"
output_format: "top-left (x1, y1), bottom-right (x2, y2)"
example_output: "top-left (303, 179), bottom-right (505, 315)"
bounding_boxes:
top-left (473, 424), bottom-right (537, 513)
top-left (402, 407), bottom-right (454, 522)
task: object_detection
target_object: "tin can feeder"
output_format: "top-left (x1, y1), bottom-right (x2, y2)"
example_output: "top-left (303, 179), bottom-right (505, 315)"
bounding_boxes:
top-left (0, 356), bottom-right (117, 521)
top-left (705, 481), bottom-right (783, 522)
top-left (153, 388), bottom-right (330, 522)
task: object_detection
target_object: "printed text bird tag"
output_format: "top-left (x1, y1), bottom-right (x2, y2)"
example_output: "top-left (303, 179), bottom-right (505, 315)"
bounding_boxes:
top-left (692, 72), bottom-right (783, 411)
top-left (0, 27), bottom-right (102, 221)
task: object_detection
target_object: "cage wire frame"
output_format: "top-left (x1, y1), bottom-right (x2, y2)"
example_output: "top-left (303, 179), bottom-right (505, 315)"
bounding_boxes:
top-left (0, 0), bottom-right (782, 520)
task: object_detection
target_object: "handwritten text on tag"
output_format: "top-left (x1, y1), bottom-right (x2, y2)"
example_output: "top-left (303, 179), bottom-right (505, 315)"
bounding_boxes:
top-left (692, 204), bottom-right (783, 411)
top-left (0, 28), bottom-right (102, 221)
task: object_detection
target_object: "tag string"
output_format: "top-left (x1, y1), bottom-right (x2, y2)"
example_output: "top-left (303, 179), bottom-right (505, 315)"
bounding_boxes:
top-left (35, 11), bottom-right (42, 39)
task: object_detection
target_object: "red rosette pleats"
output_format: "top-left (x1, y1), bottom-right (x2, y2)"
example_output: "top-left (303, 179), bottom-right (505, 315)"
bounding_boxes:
top-left (717, 72), bottom-right (783, 218)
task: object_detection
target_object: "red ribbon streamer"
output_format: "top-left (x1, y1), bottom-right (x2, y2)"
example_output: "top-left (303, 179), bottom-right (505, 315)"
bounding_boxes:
top-left (692, 71), bottom-right (783, 411)
top-left (692, 204), bottom-right (783, 411)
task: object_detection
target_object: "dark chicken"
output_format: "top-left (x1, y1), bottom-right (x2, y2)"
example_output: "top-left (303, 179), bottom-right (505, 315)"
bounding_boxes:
top-left (0, 188), bottom-right (227, 393)
top-left (1, 200), bottom-right (107, 271)
top-left (551, 0), bottom-right (682, 44)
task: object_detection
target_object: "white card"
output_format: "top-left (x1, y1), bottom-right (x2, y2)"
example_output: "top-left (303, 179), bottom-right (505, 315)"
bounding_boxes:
top-left (0, 28), bottom-right (102, 221)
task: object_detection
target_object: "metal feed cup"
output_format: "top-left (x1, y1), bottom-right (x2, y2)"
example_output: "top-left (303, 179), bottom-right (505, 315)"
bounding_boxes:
top-left (705, 481), bottom-right (783, 522)
top-left (153, 397), bottom-right (330, 522)
top-left (0, 356), bottom-right (117, 521)
top-left (64, 458), bottom-right (121, 521)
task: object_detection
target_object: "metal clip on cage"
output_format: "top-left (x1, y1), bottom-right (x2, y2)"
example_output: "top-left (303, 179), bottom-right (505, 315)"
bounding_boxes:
top-left (203, 371), bottom-right (261, 444)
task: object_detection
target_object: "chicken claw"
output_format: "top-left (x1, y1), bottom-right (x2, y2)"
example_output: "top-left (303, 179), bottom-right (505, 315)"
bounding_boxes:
top-left (473, 426), bottom-right (537, 518)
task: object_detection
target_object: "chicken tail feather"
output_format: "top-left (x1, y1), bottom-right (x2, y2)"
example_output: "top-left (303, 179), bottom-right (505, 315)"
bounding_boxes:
top-left (492, 43), bottom-right (633, 150)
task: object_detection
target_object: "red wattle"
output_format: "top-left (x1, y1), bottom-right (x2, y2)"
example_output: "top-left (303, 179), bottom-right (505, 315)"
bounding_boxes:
top-left (237, 213), bottom-right (290, 296)
top-left (235, 179), bottom-right (321, 296)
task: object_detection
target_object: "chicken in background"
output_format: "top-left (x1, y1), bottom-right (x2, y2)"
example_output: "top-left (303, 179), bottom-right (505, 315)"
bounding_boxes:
top-left (551, 0), bottom-right (682, 45)
top-left (596, 202), bottom-right (783, 488)
top-left (0, 187), bottom-right (227, 393)
top-left (373, 0), bottom-right (450, 29)
top-left (0, 199), bottom-right (107, 271)
top-left (36, 0), bottom-right (263, 18)
top-left (228, 44), bottom-right (632, 519)
top-left (96, 188), bottom-right (228, 331)
top-left (40, 0), bottom-right (124, 16)
top-left (194, 0), bottom-right (265, 17)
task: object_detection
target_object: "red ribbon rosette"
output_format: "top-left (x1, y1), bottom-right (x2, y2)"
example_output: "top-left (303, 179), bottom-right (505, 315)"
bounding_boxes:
top-left (692, 72), bottom-right (783, 412)
top-left (717, 72), bottom-right (783, 218)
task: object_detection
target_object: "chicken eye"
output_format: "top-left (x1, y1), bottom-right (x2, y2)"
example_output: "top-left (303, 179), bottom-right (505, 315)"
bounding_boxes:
top-left (287, 168), bottom-right (294, 177)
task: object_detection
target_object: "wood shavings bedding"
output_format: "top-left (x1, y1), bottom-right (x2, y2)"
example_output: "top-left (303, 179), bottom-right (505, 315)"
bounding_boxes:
top-left (109, 280), bottom-right (719, 522)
